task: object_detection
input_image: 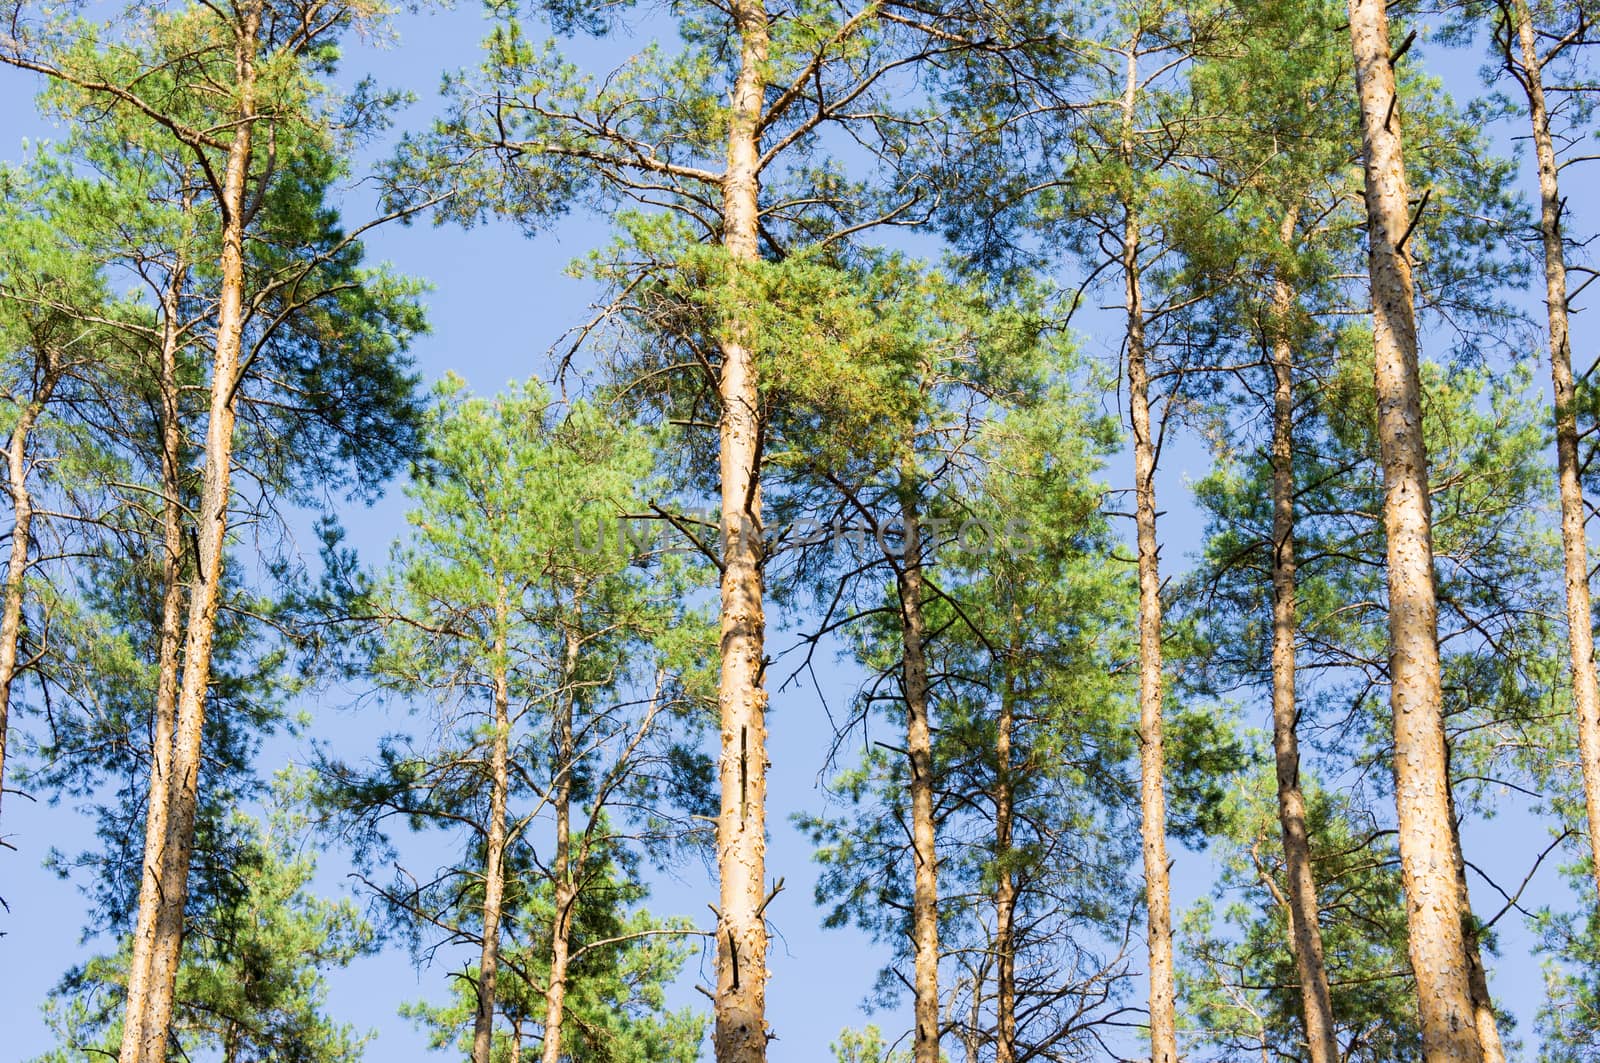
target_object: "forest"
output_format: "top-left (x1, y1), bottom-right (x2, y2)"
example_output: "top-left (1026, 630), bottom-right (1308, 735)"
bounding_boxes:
top-left (0, 0), bottom-right (1595, 1058)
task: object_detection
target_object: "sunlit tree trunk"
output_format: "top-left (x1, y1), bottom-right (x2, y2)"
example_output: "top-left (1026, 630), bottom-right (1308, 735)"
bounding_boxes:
top-left (1509, 0), bottom-right (1600, 911)
top-left (0, 343), bottom-right (61, 820)
top-left (127, 8), bottom-right (259, 1059)
top-left (897, 492), bottom-right (940, 1063)
top-left (714, 2), bottom-right (772, 1057)
top-left (1346, 0), bottom-right (1486, 1056)
top-left (1127, 204), bottom-right (1176, 1063)
top-left (540, 627), bottom-right (582, 1063)
top-left (1445, 756), bottom-right (1505, 1063)
top-left (472, 591), bottom-right (513, 1063)
top-left (1266, 226), bottom-right (1340, 1063)
top-left (1117, 38), bottom-right (1176, 1062)
top-left (119, 253), bottom-right (190, 1063)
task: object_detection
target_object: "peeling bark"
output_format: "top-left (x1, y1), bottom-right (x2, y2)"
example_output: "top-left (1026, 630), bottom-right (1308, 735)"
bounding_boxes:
top-left (714, 1), bottom-right (772, 1057)
top-left (1346, 0), bottom-right (1486, 1057)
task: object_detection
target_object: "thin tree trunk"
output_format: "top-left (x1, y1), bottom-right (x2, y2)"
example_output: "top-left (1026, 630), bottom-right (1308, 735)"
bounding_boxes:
top-left (0, 346), bottom-right (61, 819)
top-left (1266, 227), bottom-right (1340, 1063)
top-left (1117, 38), bottom-right (1177, 1063)
top-left (472, 594), bottom-right (513, 1063)
top-left (1457, 855), bottom-right (1503, 1063)
top-left (993, 656), bottom-right (1018, 1063)
top-left (714, 1), bottom-right (771, 1059)
top-left (897, 492), bottom-right (940, 1063)
top-left (119, 254), bottom-right (190, 1063)
top-left (966, 972), bottom-right (983, 1063)
top-left (128, 10), bottom-right (258, 1059)
top-left (1463, 931), bottom-right (1503, 1063)
top-left (1346, 1), bottom-right (1485, 1058)
top-left (1444, 755), bottom-right (1505, 1063)
top-left (1510, 0), bottom-right (1600, 909)
top-left (1127, 213), bottom-right (1176, 1063)
top-left (541, 627), bottom-right (582, 1063)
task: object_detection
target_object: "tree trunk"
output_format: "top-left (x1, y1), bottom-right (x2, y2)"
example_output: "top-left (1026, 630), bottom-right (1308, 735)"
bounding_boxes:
top-left (1511, 0), bottom-right (1600, 910)
top-left (541, 627), bottom-right (582, 1063)
top-left (1266, 233), bottom-right (1340, 1063)
top-left (1456, 852), bottom-right (1503, 1063)
top-left (1128, 213), bottom-right (1176, 1063)
top-left (127, 9), bottom-right (258, 1059)
top-left (1346, 1), bottom-right (1485, 1057)
top-left (964, 972), bottom-right (983, 1063)
top-left (714, 1), bottom-right (771, 1059)
top-left (993, 658), bottom-right (1017, 1063)
top-left (1444, 755), bottom-right (1505, 1063)
top-left (897, 493), bottom-right (940, 1063)
top-left (472, 596), bottom-right (513, 1063)
top-left (119, 254), bottom-right (190, 1063)
top-left (1117, 39), bottom-right (1177, 1063)
top-left (0, 346), bottom-right (62, 819)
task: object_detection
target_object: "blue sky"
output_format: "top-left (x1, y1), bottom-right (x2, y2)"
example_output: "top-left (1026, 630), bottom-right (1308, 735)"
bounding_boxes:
top-left (0, 3), bottom-right (1586, 1060)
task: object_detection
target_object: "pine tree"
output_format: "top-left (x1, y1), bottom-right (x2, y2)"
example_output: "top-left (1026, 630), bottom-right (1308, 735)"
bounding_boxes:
top-left (320, 376), bottom-right (713, 1063)
top-left (389, 6), bottom-right (1051, 1054)
top-left (0, 5), bottom-right (428, 1053)
top-left (1346, 0), bottom-right (1502, 1053)
top-left (35, 777), bottom-right (375, 1063)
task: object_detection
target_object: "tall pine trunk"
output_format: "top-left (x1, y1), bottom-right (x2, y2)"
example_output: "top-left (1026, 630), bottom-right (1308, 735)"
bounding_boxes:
top-left (119, 256), bottom-right (190, 1063)
top-left (472, 596), bottom-right (513, 1063)
top-left (1118, 40), bottom-right (1177, 1063)
top-left (126, 9), bottom-right (258, 1059)
top-left (897, 492), bottom-right (940, 1063)
top-left (1346, 0), bottom-right (1486, 1057)
top-left (1510, 0), bottom-right (1600, 909)
top-left (1266, 235), bottom-right (1340, 1063)
top-left (1127, 210), bottom-right (1176, 1063)
top-left (714, 2), bottom-right (771, 1056)
top-left (0, 345), bottom-right (61, 819)
top-left (540, 628), bottom-right (582, 1063)
top-left (993, 653), bottom-right (1018, 1063)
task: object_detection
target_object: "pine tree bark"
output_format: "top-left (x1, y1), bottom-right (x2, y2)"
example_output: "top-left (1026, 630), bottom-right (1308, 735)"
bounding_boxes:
top-left (1266, 233), bottom-right (1340, 1063)
top-left (1127, 211), bottom-right (1176, 1063)
top-left (119, 255), bottom-right (190, 1063)
top-left (1442, 754), bottom-right (1505, 1063)
top-left (1346, 0), bottom-right (1486, 1057)
top-left (714, 2), bottom-right (771, 1057)
top-left (993, 654), bottom-right (1018, 1063)
top-left (0, 343), bottom-right (61, 820)
top-left (127, 8), bottom-right (259, 1059)
top-left (897, 493), bottom-right (941, 1063)
top-left (1117, 39), bottom-right (1177, 1063)
top-left (1510, 0), bottom-right (1600, 910)
top-left (472, 595), bottom-right (513, 1063)
top-left (1455, 837), bottom-right (1504, 1063)
top-left (540, 627), bottom-right (582, 1063)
